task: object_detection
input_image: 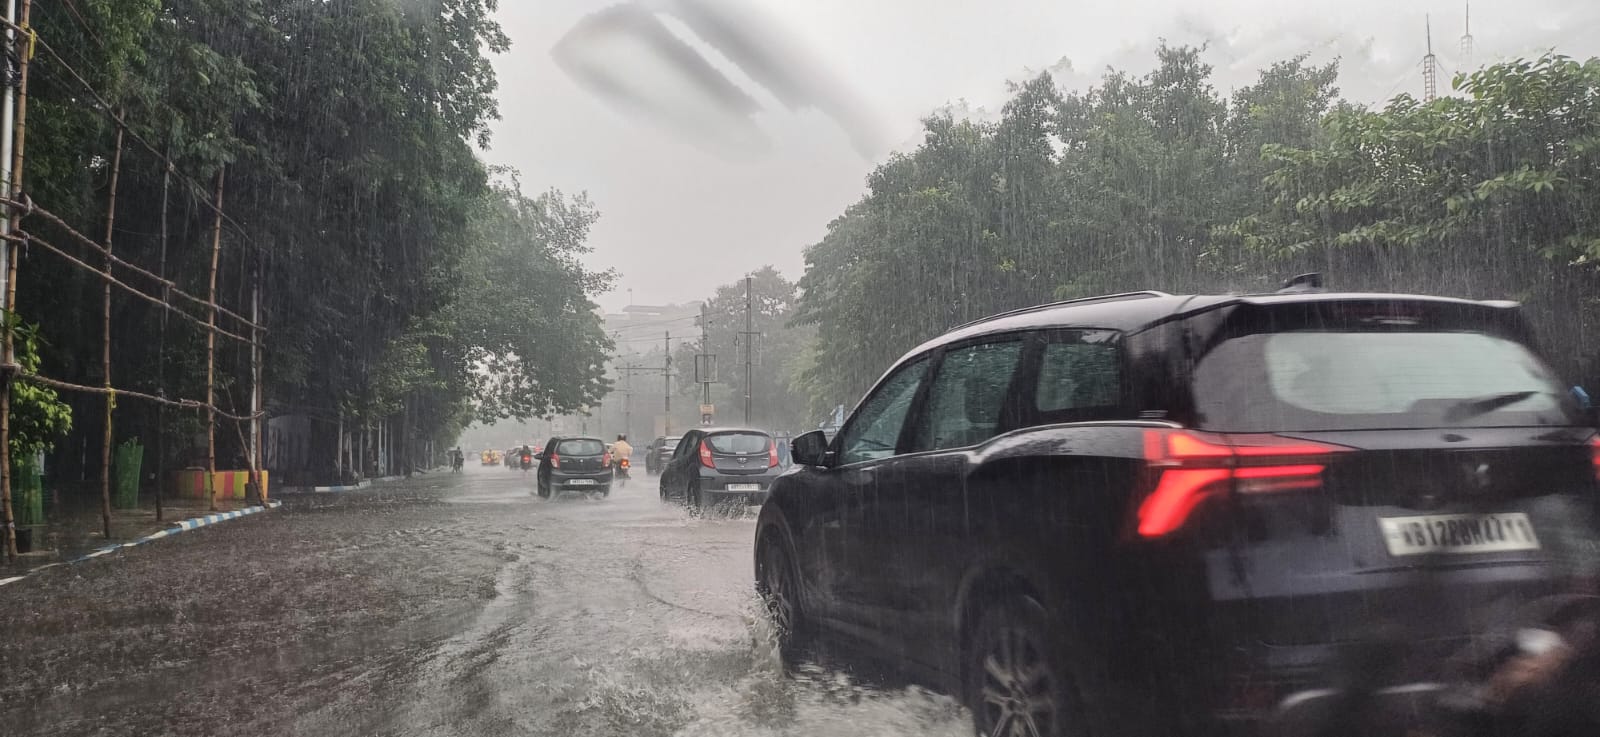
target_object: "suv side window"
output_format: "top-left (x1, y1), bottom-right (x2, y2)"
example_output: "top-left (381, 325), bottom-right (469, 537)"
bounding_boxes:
top-left (1033, 330), bottom-right (1122, 420)
top-left (909, 340), bottom-right (1026, 452)
top-left (837, 357), bottom-right (930, 465)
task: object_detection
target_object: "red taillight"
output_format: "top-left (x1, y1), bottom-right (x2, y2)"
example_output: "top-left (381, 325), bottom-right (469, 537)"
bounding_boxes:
top-left (547, 453), bottom-right (558, 468)
top-left (620, 457), bottom-right (630, 469)
top-left (602, 450), bottom-right (612, 467)
top-left (1137, 430), bottom-right (1351, 538)
top-left (768, 443), bottom-right (780, 468)
top-left (699, 441), bottom-right (715, 468)
top-left (1590, 437), bottom-right (1600, 482)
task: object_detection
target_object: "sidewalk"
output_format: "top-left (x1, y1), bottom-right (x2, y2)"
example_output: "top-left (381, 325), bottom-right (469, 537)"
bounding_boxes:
top-left (3, 488), bottom-right (275, 576)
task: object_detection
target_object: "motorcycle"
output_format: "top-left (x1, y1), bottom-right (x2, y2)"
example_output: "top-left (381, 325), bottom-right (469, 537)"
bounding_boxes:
top-left (519, 452), bottom-right (533, 473)
top-left (614, 456), bottom-right (630, 489)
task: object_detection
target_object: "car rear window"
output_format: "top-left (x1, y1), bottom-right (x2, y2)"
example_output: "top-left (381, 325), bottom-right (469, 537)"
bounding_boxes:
top-left (706, 432), bottom-right (771, 453)
top-left (1194, 330), bottom-right (1575, 432)
top-left (557, 439), bottom-right (605, 455)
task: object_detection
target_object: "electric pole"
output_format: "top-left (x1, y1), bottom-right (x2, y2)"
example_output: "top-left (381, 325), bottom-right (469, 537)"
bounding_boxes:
top-left (663, 331), bottom-right (672, 435)
top-left (624, 361), bottom-right (633, 440)
top-left (701, 305), bottom-right (712, 411)
top-left (743, 276), bottom-right (754, 424)
top-left (1423, 14), bottom-right (1438, 102)
top-left (1460, 2), bottom-right (1474, 71)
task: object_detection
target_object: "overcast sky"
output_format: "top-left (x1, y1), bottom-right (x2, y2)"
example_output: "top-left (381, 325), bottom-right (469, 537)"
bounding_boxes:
top-left (485, 0), bottom-right (1600, 313)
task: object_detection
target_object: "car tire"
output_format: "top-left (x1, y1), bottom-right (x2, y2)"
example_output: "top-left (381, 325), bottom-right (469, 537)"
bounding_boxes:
top-left (686, 479), bottom-right (701, 509)
top-left (537, 482), bottom-right (550, 499)
top-left (598, 485), bottom-right (611, 498)
top-left (964, 597), bottom-right (1091, 737)
top-left (755, 531), bottom-right (811, 670)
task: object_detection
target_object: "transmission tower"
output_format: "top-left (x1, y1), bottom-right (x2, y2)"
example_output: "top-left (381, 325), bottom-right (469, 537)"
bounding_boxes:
top-left (1422, 14), bottom-right (1439, 102)
top-left (1460, 2), bottom-right (1474, 71)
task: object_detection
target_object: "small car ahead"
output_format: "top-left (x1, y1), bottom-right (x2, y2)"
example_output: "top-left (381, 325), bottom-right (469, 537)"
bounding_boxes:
top-left (535, 436), bottom-right (613, 498)
top-left (645, 435), bottom-right (682, 475)
top-left (660, 428), bottom-right (784, 510)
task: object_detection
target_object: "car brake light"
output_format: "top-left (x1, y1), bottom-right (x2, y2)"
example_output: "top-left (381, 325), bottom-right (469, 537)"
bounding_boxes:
top-left (602, 450), bottom-right (612, 467)
top-left (768, 443), bottom-right (780, 468)
top-left (1137, 429), bottom-right (1352, 538)
top-left (699, 441), bottom-right (715, 468)
top-left (1590, 437), bottom-right (1600, 482)
top-left (549, 453), bottom-right (559, 468)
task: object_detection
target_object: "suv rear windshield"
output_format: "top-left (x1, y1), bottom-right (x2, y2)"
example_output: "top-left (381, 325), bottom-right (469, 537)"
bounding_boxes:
top-left (557, 439), bottom-right (605, 455)
top-left (1194, 330), bottom-right (1575, 432)
top-left (706, 432), bottom-right (771, 453)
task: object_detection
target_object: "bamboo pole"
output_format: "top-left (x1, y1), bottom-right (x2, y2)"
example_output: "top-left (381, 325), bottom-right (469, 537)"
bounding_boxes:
top-left (100, 119), bottom-right (124, 539)
top-left (155, 152), bottom-right (170, 521)
top-left (204, 169), bottom-right (224, 511)
top-left (1, 0), bottom-right (33, 561)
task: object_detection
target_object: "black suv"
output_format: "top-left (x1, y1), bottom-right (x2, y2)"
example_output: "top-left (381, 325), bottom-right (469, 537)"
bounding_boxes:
top-left (660, 427), bottom-right (783, 509)
top-left (754, 290), bottom-right (1600, 737)
top-left (535, 436), bottom-right (613, 498)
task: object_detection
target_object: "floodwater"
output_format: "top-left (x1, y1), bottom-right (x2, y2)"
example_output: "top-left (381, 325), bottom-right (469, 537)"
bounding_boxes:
top-left (0, 465), bottom-right (970, 737)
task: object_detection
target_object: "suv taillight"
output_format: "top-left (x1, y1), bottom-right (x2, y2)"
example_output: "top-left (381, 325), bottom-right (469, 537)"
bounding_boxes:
top-left (548, 453), bottom-right (559, 468)
top-left (768, 443), bottom-right (780, 468)
top-left (699, 441), bottom-right (715, 468)
top-left (1137, 429), bottom-right (1353, 538)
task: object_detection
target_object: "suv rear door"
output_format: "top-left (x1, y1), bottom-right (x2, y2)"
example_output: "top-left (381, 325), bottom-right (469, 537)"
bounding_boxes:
top-left (1177, 298), bottom-right (1599, 645)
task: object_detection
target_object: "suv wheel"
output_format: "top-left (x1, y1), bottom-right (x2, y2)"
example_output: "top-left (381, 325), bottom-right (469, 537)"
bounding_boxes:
top-left (965, 597), bottom-right (1088, 737)
top-left (756, 532), bottom-right (809, 668)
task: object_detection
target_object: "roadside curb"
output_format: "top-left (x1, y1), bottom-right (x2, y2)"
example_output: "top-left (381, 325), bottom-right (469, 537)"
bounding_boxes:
top-left (277, 474), bottom-right (408, 495)
top-left (0, 502), bottom-right (283, 588)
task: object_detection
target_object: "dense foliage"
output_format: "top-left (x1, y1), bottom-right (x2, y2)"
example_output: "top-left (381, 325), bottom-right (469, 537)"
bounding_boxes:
top-left (21, 0), bottom-right (613, 480)
top-left (795, 48), bottom-right (1600, 409)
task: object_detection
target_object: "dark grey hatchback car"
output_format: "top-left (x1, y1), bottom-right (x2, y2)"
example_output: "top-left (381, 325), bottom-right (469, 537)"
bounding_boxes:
top-left (659, 427), bottom-right (784, 509)
top-left (754, 289), bottom-right (1600, 737)
top-left (535, 436), bottom-right (613, 498)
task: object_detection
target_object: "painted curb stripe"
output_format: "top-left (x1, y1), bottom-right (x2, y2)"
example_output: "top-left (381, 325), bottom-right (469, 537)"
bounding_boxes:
top-left (2, 501), bottom-right (283, 584)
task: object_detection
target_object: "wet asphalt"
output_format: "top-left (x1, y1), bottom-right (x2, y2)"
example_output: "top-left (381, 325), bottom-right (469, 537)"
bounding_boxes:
top-left (0, 465), bottom-right (969, 737)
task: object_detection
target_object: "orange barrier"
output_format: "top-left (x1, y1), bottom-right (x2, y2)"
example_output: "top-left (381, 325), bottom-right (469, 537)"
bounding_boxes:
top-left (170, 469), bottom-right (271, 502)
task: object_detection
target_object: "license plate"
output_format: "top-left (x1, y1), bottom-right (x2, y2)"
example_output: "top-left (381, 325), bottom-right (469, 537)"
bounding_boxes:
top-left (1378, 513), bottom-right (1539, 557)
top-left (726, 483), bottom-right (761, 491)
top-left (567, 478), bottom-right (596, 486)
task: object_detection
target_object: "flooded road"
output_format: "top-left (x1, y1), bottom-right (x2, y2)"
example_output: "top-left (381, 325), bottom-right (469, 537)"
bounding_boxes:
top-left (0, 466), bottom-right (968, 737)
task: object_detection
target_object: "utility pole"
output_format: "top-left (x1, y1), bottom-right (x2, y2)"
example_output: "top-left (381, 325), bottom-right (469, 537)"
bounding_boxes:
top-left (699, 305), bottom-right (713, 424)
top-left (1460, 2), bottom-right (1474, 71)
top-left (663, 331), bottom-right (672, 435)
top-left (624, 361), bottom-right (633, 441)
top-left (1422, 14), bottom-right (1438, 102)
top-left (743, 276), bottom-right (754, 424)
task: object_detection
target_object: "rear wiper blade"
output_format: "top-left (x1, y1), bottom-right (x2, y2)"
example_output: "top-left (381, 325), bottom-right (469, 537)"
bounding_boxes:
top-left (1442, 390), bottom-right (1542, 422)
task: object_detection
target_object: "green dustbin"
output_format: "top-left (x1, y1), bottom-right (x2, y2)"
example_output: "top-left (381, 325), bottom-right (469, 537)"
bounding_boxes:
top-left (14, 451), bottom-right (43, 526)
top-left (113, 439), bottom-right (143, 510)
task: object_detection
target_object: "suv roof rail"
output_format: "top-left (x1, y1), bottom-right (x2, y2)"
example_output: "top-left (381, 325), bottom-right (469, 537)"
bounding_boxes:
top-left (950, 291), bottom-right (1173, 332)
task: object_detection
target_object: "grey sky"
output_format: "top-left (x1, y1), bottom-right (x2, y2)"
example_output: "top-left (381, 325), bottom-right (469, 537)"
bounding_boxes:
top-left (486, 1), bottom-right (1600, 313)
